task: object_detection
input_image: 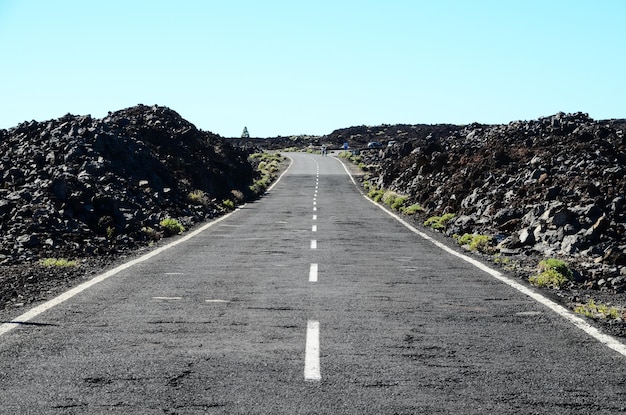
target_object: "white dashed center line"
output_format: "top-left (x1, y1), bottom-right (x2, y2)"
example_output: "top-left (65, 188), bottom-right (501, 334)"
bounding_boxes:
top-left (312, 225), bottom-right (317, 232)
top-left (304, 320), bottom-right (321, 381)
top-left (310, 240), bottom-right (317, 249)
top-left (312, 215), bottom-right (317, 220)
top-left (309, 263), bottom-right (318, 282)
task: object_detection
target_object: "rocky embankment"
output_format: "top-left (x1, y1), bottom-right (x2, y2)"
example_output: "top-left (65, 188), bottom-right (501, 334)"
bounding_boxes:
top-left (336, 112), bottom-right (626, 293)
top-left (0, 105), bottom-right (258, 310)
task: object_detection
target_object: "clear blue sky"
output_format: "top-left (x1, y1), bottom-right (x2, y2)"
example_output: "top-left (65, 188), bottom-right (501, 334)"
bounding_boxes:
top-left (1, 1), bottom-right (624, 137)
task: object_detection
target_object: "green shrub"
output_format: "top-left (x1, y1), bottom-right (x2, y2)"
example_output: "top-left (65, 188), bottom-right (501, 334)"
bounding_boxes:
top-left (249, 152), bottom-right (285, 164)
top-left (249, 177), bottom-right (270, 195)
top-left (187, 190), bottom-right (210, 207)
top-left (368, 189), bottom-right (385, 202)
top-left (469, 234), bottom-right (493, 252)
top-left (248, 152), bottom-right (284, 197)
top-left (40, 258), bottom-right (78, 267)
top-left (529, 269), bottom-right (568, 288)
top-left (381, 191), bottom-right (408, 210)
top-left (222, 199), bottom-right (235, 210)
top-left (231, 189), bottom-right (245, 202)
top-left (382, 191), bottom-right (398, 206)
top-left (574, 299), bottom-right (621, 320)
top-left (160, 218), bottom-right (185, 236)
top-left (266, 160), bottom-right (280, 173)
top-left (401, 203), bottom-right (424, 215)
top-left (456, 234), bottom-right (493, 253)
top-left (528, 259), bottom-right (572, 289)
top-left (493, 254), bottom-right (520, 271)
top-left (391, 196), bottom-right (407, 211)
top-left (338, 150), bottom-right (363, 163)
top-left (537, 258), bottom-right (573, 279)
top-left (424, 213), bottom-right (456, 230)
top-left (141, 226), bottom-right (161, 241)
top-left (457, 233), bottom-right (474, 246)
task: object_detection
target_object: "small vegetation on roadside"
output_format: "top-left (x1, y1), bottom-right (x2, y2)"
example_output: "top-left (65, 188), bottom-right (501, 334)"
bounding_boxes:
top-left (391, 196), bottom-right (407, 211)
top-left (574, 299), bottom-right (622, 320)
top-left (456, 233), bottom-right (494, 253)
top-left (401, 203), bottom-right (424, 215)
top-left (141, 226), bottom-right (161, 241)
top-left (424, 213), bottom-right (456, 231)
top-left (380, 191), bottom-right (408, 211)
top-left (456, 233), bottom-right (473, 246)
top-left (187, 190), bottom-right (210, 207)
top-left (160, 218), bottom-right (185, 236)
top-left (528, 258), bottom-right (572, 288)
top-left (248, 152), bottom-right (285, 196)
top-left (338, 150), bottom-right (362, 164)
top-left (365, 185), bottom-right (423, 215)
top-left (493, 254), bottom-right (520, 271)
top-left (368, 188), bottom-right (385, 202)
top-left (231, 189), bottom-right (245, 203)
top-left (222, 199), bottom-right (235, 210)
top-left (40, 258), bottom-right (78, 267)
top-left (249, 176), bottom-right (271, 195)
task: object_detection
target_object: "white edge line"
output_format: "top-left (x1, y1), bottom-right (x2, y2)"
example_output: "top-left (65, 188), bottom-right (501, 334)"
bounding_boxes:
top-left (335, 155), bottom-right (358, 185)
top-left (0, 210), bottom-right (238, 336)
top-left (337, 157), bottom-right (626, 358)
top-left (0, 154), bottom-right (296, 338)
top-left (304, 320), bottom-right (321, 381)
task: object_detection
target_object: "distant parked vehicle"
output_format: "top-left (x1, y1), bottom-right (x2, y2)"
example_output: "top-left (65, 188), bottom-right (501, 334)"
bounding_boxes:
top-left (367, 141), bottom-right (382, 148)
top-left (387, 141), bottom-right (397, 147)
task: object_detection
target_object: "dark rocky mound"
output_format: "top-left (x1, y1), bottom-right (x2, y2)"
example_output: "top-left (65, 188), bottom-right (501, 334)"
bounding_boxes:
top-left (346, 112), bottom-right (626, 292)
top-left (324, 123), bottom-right (460, 148)
top-left (0, 105), bottom-right (257, 309)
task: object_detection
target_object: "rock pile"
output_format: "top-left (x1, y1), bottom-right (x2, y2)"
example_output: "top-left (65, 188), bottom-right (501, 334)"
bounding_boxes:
top-left (339, 112), bottom-right (626, 291)
top-left (0, 104), bottom-right (256, 266)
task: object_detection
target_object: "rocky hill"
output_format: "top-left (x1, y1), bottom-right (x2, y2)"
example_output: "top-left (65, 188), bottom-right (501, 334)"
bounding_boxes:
top-left (0, 105), bottom-right (257, 309)
top-left (349, 112), bottom-right (626, 292)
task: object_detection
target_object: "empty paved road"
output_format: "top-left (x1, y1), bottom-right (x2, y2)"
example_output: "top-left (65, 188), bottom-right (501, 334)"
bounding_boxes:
top-left (1, 152), bottom-right (625, 414)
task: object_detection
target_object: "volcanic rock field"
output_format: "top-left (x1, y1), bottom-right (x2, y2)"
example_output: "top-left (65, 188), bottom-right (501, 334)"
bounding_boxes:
top-left (0, 105), bottom-right (257, 310)
top-left (1, 106), bottom-right (625, 335)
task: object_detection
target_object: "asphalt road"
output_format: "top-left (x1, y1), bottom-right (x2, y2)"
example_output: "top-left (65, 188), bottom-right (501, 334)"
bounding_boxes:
top-left (1, 152), bottom-right (625, 414)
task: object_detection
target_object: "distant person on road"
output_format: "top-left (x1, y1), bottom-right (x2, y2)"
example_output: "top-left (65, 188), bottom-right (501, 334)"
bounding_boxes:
top-left (321, 145), bottom-right (327, 156)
